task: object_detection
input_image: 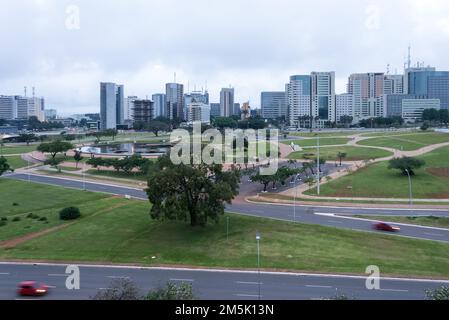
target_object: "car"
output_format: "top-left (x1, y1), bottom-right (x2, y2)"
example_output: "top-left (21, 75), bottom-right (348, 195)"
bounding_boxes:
top-left (372, 222), bottom-right (401, 232)
top-left (17, 281), bottom-right (49, 297)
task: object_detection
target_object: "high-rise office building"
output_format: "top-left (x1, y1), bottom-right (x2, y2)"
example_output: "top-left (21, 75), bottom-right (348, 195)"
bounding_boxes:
top-left (402, 99), bottom-right (440, 122)
top-left (210, 103), bottom-right (221, 117)
top-left (132, 99), bottom-right (154, 124)
top-left (152, 93), bottom-right (166, 118)
top-left (166, 83), bottom-right (184, 121)
top-left (347, 73), bottom-right (384, 119)
top-left (44, 109), bottom-right (57, 120)
top-left (124, 96), bottom-right (138, 121)
top-left (187, 102), bottom-right (211, 125)
top-left (184, 91), bottom-right (209, 120)
top-left (311, 72), bottom-right (336, 123)
top-left (0, 95), bottom-right (45, 121)
top-left (241, 102), bottom-right (251, 120)
top-left (100, 82), bottom-right (125, 130)
top-left (286, 75), bottom-right (311, 127)
top-left (261, 92), bottom-right (287, 119)
top-left (384, 74), bottom-right (404, 95)
top-left (220, 88), bottom-right (234, 117)
top-left (233, 103), bottom-right (241, 117)
top-left (335, 94), bottom-right (354, 123)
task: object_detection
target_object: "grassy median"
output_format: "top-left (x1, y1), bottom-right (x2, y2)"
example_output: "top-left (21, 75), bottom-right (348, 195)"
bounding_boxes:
top-left (2, 179), bottom-right (449, 278)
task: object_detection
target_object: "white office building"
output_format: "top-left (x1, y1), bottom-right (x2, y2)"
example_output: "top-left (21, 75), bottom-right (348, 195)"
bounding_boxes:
top-left (187, 102), bottom-right (211, 125)
top-left (402, 99), bottom-right (440, 122)
top-left (0, 95), bottom-right (45, 121)
top-left (287, 75), bottom-right (311, 127)
top-left (336, 94), bottom-right (354, 123)
top-left (311, 72), bottom-right (336, 124)
top-left (124, 96), bottom-right (137, 121)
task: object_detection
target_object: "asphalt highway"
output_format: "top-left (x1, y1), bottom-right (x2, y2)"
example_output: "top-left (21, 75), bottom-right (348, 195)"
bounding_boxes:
top-left (4, 173), bottom-right (449, 243)
top-left (1, 262), bottom-right (448, 300)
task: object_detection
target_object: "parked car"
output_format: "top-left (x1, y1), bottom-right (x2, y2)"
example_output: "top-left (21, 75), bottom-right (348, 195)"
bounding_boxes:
top-left (372, 222), bottom-right (401, 232)
top-left (17, 281), bottom-right (49, 297)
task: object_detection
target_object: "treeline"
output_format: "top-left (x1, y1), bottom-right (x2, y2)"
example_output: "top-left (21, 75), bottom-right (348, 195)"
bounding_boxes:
top-left (87, 155), bottom-right (152, 174)
top-left (359, 116), bottom-right (404, 128)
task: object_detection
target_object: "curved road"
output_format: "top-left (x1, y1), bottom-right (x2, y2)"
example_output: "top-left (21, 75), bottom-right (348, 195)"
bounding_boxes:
top-left (4, 173), bottom-right (449, 243)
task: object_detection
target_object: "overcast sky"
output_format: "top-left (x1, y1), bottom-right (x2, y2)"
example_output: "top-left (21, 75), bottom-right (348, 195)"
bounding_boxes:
top-left (1, 0), bottom-right (449, 115)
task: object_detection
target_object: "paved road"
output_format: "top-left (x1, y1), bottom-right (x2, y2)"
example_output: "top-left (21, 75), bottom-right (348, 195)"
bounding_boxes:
top-left (1, 262), bottom-right (447, 300)
top-left (4, 173), bottom-right (449, 243)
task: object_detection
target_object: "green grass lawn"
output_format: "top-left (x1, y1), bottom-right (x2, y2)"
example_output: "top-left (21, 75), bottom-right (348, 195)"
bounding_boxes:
top-left (3, 155), bottom-right (28, 169)
top-left (59, 166), bottom-right (82, 172)
top-left (352, 215), bottom-right (449, 229)
top-left (306, 146), bottom-right (449, 199)
top-left (0, 145), bottom-right (37, 155)
top-left (87, 169), bottom-right (148, 181)
top-left (284, 138), bottom-right (350, 148)
top-left (0, 179), bottom-right (109, 241)
top-left (1, 194), bottom-right (449, 278)
top-left (357, 132), bottom-right (449, 151)
top-left (287, 131), bottom-right (362, 138)
top-left (288, 146), bottom-right (392, 161)
top-left (2, 179), bottom-right (449, 278)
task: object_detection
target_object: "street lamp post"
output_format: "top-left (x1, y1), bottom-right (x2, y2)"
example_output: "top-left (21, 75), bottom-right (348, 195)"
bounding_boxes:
top-left (226, 216), bottom-right (230, 241)
top-left (405, 169), bottom-right (413, 205)
top-left (293, 174), bottom-right (301, 222)
top-left (316, 135), bottom-right (320, 196)
top-left (256, 232), bottom-right (261, 300)
top-left (83, 158), bottom-right (86, 191)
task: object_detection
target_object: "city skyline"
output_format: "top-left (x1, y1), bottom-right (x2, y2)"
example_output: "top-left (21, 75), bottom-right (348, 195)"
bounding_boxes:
top-left (2, 0), bottom-right (449, 114)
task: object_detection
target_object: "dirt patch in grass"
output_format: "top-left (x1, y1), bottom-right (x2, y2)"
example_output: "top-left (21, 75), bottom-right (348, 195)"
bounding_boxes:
top-left (427, 168), bottom-right (449, 179)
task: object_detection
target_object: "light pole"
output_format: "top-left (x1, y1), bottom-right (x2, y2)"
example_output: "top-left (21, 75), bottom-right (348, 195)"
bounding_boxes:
top-left (293, 174), bottom-right (301, 222)
top-left (226, 216), bottom-right (230, 241)
top-left (83, 157), bottom-right (86, 191)
top-left (404, 169), bottom-right (413, 205)
top-left (316, 135), bottom-right (320, 196)
top-left (256, 232), bottom-right (261, 300)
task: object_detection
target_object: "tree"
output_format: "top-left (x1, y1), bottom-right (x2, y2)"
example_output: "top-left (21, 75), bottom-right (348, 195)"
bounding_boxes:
top-left (103, 129), bottom-right (118, 141)
top-left (74, 150), bottom-right (84, 169)
top-left (420, 122), bottom-right (430, 131)
top-left (388, 157), bottom-right (426, 176)
top-left (146, 155), bottom-right (240, 227)
top-left (37, 140), bottom-right (74, 159)
top-left (337, 152), bottom-right (347, 166)
top-left (439, 109), bottom-right (449, 127)
top-left (0, 156), bottom-right (14, 176)
top-left (339, 115), bottom-right (353, 128)
top-left (92, 278), bottom-right (142, 300)
top-left (426, 286), bottom-right (449, 300)
top-left (422, 108), bottom-right (440, 125)
top-left (250, 173), bottom-right (273, 193)
top-left (44, 157), bottom-right (64, 171)
top-left (213, 117), bottom-right (238, 130)
top-left (145, 282), bottom-right (196, 300)
top-left (18, 133), bottom-right (37, 146)
top-left (147, 121), bottom-right (169, 137)
top-left (86, 157), bottom-right (106, 171)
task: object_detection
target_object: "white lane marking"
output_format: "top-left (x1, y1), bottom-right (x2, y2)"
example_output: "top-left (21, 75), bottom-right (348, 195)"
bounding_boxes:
top-left (379, 288), bottom-right (409, 293)
top-left (48, 274), bottom-right (66, 277)
top-left (169, 278), bottom-right (194, 282)
top-left (236, 281), bottom-right (262, 285)
top-left (305, 285), bottom-right (333, 289)
top-left (47, 285), bottom-right (57, 289)
top-left (106, 275), bottom-right (130, 279)
top-left (315, 213), bottom-right (449, 232)
top-left (0, 272), bottom-right (10, 275)
top-left (2, 262), bottom-right (449, 284)
top-left (234, 294), bottom-right (261, 298)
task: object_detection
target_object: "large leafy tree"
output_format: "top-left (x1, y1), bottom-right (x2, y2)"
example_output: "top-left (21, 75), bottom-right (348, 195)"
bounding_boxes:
top-left (388, 157), bottom-right (426, 176)
top-left (146, 155), bottom-right (240, 227)
top-left (146, 121), bottom-right (170, 137)
top-left (0, 156), bottom-right (14, 176)
top-left (37, 140), bottom-right (74, 159)
top-left (18, 133), bottom-right (38, 146)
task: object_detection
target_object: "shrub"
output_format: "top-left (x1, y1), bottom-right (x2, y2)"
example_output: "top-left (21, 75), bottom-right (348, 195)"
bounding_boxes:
top-left (38, 217), bottom-right (48, 222)
top-left (1, 217), bottom-right (7, 221)
top-left (59, 207), bottom-right (81, 220)
top-left (12, 217), bottom-right (21, 222)
top-left (12, 203), bottom-right (19, 206)
top-left (0, 220), bottom-right (6, 227)
top-left (426, 286), bottom-right (449, 300)
top-left (26, 213), bottom-right (34, 219)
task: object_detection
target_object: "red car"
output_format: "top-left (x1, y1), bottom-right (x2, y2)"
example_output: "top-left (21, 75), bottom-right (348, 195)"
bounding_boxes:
top-left (372, 222), bottom-right (401, 232)
top-left (17, 281), bottom-right (49, 297)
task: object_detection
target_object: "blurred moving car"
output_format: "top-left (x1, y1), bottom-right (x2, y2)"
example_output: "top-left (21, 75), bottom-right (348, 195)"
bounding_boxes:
top-left (17, 281), bottom-right (49, 297)
top-left (372, 222), bottom-right (401, 232)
